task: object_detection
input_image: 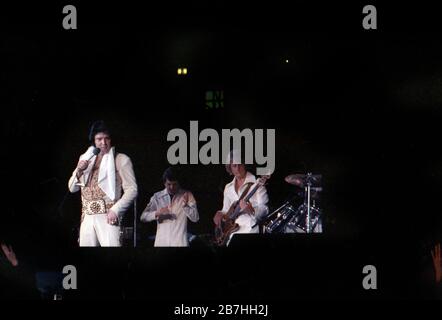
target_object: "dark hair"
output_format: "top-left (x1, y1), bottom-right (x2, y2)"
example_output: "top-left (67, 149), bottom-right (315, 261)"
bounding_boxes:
top-left (225, 163), bottom-right (252, 176)
top-left (88, 120), bottom-right (111, 145)
top-left (162, 167), bottom-right (180, 183)
top-left (224, 150), bottom-right (250, 175)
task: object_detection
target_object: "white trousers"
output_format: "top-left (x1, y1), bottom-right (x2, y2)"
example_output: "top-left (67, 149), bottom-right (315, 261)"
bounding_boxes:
top-left (79, 214), bottom-right (121, 247)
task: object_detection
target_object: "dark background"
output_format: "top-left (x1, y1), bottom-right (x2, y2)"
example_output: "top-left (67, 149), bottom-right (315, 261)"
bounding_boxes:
top-left (1, 2), bottom-right (442, 299)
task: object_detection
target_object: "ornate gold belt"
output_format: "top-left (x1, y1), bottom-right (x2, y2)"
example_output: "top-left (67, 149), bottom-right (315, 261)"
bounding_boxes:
top-left (82, 198), bottom-right (114, 215)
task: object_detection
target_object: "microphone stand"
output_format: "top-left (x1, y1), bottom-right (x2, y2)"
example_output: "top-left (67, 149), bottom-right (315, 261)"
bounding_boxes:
top-left (58, 148), bottom-right (99, 239)
top-left (56, 190), bottom-right (71, 218)
top-left (133, 199), bottom-right (137, 247)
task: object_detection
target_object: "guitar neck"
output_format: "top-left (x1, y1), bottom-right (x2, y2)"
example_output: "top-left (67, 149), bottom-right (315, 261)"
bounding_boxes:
top-left (230, 183), bottom-right (261, 220)
top-left (244, 183), bottom-right (260, 202)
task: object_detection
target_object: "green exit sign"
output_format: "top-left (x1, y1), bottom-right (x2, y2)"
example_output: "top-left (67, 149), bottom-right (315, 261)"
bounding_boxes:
top-left (205, 90), bottom-right (224, 109)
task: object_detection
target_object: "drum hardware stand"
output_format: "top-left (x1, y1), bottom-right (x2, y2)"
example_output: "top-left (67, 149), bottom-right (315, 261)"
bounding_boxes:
top-left (305, 173), bottom-right (312, 233)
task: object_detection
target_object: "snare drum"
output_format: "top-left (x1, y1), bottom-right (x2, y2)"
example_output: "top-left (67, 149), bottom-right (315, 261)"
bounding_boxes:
top-left (263, 201), bottom-right (300, 233)
top-left (286, 204), bottom-right (322, 233)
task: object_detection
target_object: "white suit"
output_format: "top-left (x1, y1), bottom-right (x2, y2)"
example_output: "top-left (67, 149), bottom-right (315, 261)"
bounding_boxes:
top-left (68, 148), bottom-right (138, 247)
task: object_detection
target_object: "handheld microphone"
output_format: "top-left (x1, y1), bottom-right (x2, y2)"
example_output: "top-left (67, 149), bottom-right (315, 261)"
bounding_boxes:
top-left (86, 147), bottom-right (101, 161)
top-left (67, 148), bottom-right (100, 193)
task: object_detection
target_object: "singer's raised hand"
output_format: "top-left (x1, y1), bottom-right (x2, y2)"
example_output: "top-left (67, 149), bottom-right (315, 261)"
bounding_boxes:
top-left (76, 160), bottom-right (89, 179)
top-left (77, 160), bottom-right (89, 172)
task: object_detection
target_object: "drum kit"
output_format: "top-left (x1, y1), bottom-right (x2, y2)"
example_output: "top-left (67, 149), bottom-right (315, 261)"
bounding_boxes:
top-left (262, 173), bottom-right (323, 234)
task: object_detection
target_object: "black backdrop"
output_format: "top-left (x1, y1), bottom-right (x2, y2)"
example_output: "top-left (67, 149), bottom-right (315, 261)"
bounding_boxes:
top-left (1, 2), bottom-right (442, 299)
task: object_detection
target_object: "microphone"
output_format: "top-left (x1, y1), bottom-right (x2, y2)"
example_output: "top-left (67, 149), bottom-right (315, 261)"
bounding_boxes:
top-left (86, 147), bottom-right (101, 161)
top-left (67, 148), bottom-right (100, 193)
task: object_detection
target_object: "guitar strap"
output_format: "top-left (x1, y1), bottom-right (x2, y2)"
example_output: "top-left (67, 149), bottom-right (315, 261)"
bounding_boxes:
top-left (238, 182), bottom-right (254, 202)
top-left (226, 182), bottom-right (254, 221)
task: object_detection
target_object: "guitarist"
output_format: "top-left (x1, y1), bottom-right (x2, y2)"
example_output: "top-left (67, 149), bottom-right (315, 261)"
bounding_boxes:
top-left (213, 150), bottom-right (269, 244)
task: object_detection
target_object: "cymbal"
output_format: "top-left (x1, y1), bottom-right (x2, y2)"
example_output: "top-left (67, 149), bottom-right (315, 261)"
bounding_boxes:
top-left (285, 174), bottom-right (322, 188)
top-left (285, 175), bottom-right (304, 187)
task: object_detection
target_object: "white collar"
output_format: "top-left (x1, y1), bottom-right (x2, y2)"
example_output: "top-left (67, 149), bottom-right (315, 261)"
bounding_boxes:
top-left (160, 188), bottom-right (183, 199)
top-left (227, 171), bottom-right (256, 188)
top-left (234, 171), bottom-right (256, 184)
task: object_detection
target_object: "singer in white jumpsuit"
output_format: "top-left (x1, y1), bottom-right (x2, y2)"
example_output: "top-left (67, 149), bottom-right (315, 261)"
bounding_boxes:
top-left (68, 129), bottom-right (137, 247)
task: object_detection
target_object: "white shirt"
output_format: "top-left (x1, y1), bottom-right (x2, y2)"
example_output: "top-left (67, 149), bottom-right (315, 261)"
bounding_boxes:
top-left (140, 188), bottom-right (199, 247)
top-left (221, 172), bottom-right (269, 236)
